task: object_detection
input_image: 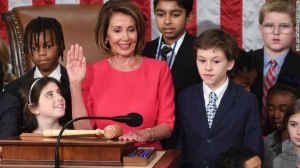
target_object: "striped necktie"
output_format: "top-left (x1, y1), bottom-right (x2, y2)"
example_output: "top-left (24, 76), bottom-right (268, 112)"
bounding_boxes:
top-left (161, 46), bottom-right (172, 63)
top-left (261, 60), bottom-right (277, 129)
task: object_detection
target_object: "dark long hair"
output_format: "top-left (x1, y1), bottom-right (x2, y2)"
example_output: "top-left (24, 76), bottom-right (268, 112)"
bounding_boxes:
top-left (18, 77), bottom-right (61, 133)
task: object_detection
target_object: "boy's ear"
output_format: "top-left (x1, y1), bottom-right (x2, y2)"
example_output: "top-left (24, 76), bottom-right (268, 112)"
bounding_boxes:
top-left (186, 12), bottom-right (194, 25)
top-left (227, 60), bottom-right (235, 71)
top-left (259, 24), bottom-right (263, 37)
top-left (293, 26), bottom-right (296, 38)
top-left (28, 104), bottom-right (40, 115)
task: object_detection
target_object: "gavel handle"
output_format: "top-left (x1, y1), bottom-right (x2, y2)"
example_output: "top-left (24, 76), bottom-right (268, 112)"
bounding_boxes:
top-left (43, 129), bottom-right (102, 137)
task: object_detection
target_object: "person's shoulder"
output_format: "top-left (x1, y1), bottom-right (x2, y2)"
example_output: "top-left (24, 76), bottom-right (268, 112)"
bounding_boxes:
top-left (252, 48), bottom-right (264, 56)
top-left (0, 92), bottom-right (19, 104)
top-left (287, 49), bottom-right (300, 59)
top-left (5, 77), bottom-right (21, 87)
top-left (5, 67), bottom-right (35, 86)
top-left (232, 82), bottom-right (255, 97)
top-left (83, 59), bottom-right (109, 81)
top-left (273, 151), bottom-right (285, 162)
top-left (143, 57), bottom-right (167, 67)
top-left (86, 59), bottom-right (107, 70)
top-left (145, 37), bottom-right (159, 46)
top-left (264, 131), bottom-right (276, 145)
top-left (273, 147), bottom-right (295, 167)
top-left (275, 147), bottom-right (294, 158)
top-left (282, 139), bottom-right (293, 152)
top-left (4, 76), bottom-right (25, 92)
top-left (265, 131), bottom-right (276, 140)
top-left (184, 32), bottom-right (197, 41)
top-left (95, 58), bottom-right (108, 66)
top-left (143, 37), bottom-right (160, 57)
top-left (178, 83), bottom-right (202, 97)
top-left (234, 84), bottom-right (250, 95)
top-left (228, 80), bottom-right (248, 93)
top-left (5, 92), bottom-right (18, 100)
top-left (253, 48), bottom-right (263, 52)
top-left (228, 81), bottom-right (257, 102)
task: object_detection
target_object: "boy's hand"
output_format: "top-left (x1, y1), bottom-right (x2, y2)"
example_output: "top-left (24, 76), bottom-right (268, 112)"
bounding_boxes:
top-left (66, 44), bottom-right (86, 83)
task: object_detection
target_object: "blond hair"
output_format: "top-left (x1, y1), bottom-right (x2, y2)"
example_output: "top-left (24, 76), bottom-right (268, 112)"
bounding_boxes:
top-left (259, 0), bottom-right (296, 25)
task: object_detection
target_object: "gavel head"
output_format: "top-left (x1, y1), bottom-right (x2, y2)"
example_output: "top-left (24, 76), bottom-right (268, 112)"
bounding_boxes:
top-left (103, 124), bottom-right (123, 139)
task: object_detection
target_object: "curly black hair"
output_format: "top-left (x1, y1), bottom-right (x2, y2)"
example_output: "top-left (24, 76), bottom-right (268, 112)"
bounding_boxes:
top-left (267, 70), bottom-right (300, 99)
top-left (24, 16), bottom-right (65, 61)
top-left (215, 146), bottom-right (259, 168)
top-left (229, 49), bottom-right (259, 79)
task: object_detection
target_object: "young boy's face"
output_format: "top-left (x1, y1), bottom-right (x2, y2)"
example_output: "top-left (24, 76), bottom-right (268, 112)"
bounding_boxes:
top-left (196, 48), bottom-right (234, 90)
top-left (28, 29), bottom-right (60, 76)
top-left (259, 12), bottom-right (295, 54)
top-left (232, 68), bottom-right (257, 91)
top-left (154, 0), bottom-right (192, 45)
top-left (267, 92), bottom-right (294, 131)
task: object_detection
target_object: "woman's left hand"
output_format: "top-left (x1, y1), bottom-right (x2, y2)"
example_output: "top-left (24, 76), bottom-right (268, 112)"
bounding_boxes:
top-left (118, 129), bottom-right (151, 142)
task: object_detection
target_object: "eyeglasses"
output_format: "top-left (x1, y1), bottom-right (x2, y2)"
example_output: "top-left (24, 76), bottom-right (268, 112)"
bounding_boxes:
top-left (261, 23), bottom-right (294, 34)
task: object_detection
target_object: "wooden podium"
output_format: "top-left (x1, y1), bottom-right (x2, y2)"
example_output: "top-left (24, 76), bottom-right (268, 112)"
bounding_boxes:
top-left (0, 136), bottom-right (134, 166)
top-left (0, 136), bottom-right (182, 168)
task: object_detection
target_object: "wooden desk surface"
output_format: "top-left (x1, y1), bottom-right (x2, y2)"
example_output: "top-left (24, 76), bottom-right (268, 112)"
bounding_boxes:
top-left (0, 150), bottom-right (181, 168)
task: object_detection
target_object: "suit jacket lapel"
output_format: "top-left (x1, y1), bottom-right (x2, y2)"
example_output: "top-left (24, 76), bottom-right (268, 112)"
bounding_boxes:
top-left (278, 49), bottom-right (297, 79)
top-left (143, 38), bottom-right (159, 59)
top-left (250, 48), bottom-right (264, 110)
top-left (60, 64), bottom-right (69, 83)
top-left (209, 80), bottom-right (236, 135)
top-left (22, 67), bottom-right (35, 83)
top-left (171, 32), bottom-right (194, 81)
top-left (192, 83), bottom-right (210, 134)
top-left (257, 49), bottom-right (264, 90)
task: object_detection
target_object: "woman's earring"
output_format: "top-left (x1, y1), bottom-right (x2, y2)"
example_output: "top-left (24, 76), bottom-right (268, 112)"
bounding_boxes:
top-left (105, 41), bottom-right (108, 44)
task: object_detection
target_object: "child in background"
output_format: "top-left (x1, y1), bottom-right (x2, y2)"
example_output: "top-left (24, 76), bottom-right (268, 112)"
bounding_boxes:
top-left (264, 77), bottom-right (299, 167)
top-left (229, 49), bottom-right (259, 91)
top-left (4, 17), bottom-right (72, 128)
top-left (216, 146), bottom-right (262, 168)
top-left (0, 54), bottom-right (20, 138)
top-left (0, 38), bottom-right (17, 87)
top-left (142, 0), bottom-right (200, 95)
top-left (142, 0), bottom-right (201, 149)
top-left (18, 77), bottom-right (65, 133)
top-left (177, 29), bottom-right (263, 168)
top-left (273, 99), bottom-right (300, 168)
top-left (250, 0), bottom-right (300, 135)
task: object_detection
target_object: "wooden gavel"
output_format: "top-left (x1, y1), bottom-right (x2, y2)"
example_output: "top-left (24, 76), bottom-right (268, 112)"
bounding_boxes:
top-left (43, 124), bottom-right (123, 139)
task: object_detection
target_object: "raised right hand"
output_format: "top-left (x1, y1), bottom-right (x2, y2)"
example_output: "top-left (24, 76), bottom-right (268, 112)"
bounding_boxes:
top-left (66, 44), bottom-right (86, 83)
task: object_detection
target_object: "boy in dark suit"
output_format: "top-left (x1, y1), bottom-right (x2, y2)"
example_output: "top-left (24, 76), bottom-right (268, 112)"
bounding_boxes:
top-left (142, 0), bottom-right (201, 149)
top-left (178, 29), bottom-right (263, 168)
top-left (250, 0), bottom-right (300, 135)
top-left (4, 17), bottom-right (72, 129)
top-left (0, 54), bottom-right (20, 138)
